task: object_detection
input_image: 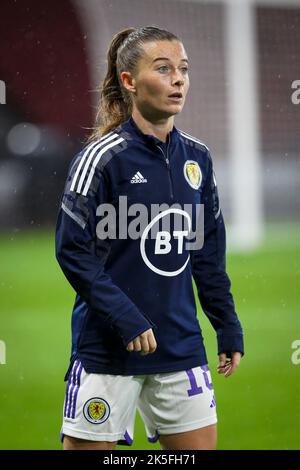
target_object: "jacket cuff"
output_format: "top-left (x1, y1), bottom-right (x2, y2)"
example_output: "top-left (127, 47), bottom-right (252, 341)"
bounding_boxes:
top-left (111, 307), bottom-right (156, 347)
top-left (217, 332), bottom-right (244, 357)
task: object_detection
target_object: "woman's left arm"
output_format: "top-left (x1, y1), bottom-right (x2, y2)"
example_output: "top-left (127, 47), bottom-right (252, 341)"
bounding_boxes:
top-left (191, 150), bottom-right (244, 374)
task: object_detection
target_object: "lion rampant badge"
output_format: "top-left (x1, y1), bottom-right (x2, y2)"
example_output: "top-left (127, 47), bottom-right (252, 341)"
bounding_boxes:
top-left (184, 160), bottom-right (202, 190)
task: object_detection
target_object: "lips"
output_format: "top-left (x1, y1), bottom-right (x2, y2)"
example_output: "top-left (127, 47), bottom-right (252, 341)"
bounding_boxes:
top-left (168, 92), bottom-right (183, 98)
top-left (168, 92), bottom-right (183, 103)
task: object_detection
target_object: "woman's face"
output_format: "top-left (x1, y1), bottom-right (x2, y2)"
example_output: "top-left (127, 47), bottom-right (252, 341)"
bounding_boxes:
top-left (130, 40), bottom-right (190, 120)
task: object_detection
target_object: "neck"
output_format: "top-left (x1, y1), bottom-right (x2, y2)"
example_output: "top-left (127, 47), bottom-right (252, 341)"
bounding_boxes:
top-left (131, 108), bottom-right (174, 143)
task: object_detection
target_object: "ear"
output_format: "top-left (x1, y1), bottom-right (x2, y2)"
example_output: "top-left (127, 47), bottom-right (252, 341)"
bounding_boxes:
top-left (120, 71), bottom-right (136, 94)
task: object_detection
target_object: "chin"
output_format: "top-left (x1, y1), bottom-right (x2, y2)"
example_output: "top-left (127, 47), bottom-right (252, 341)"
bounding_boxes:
top-left (146, 104), bottom-right (182, 120)
top-left (162, 104), bottom-right (183, 116)
top-left (168, 105), bottom-right (183, 115)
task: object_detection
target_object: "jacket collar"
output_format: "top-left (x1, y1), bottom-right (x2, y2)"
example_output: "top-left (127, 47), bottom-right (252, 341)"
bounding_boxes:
top-left (122, 116), bottom-right (179, 148)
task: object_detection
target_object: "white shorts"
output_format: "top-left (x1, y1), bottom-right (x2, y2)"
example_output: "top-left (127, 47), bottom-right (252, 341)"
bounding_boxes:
top-left (61, 359), bottom-right (217, 445)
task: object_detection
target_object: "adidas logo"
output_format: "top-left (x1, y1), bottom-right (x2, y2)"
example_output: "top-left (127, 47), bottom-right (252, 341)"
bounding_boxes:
top-left (130, 171), bottom-right (147, 184)
top-left (210, 394), bottom-right (216, 408)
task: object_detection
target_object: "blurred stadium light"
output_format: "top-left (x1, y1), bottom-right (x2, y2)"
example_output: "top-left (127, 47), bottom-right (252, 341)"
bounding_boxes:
top-left (0, 0), bottom-right (299, 249)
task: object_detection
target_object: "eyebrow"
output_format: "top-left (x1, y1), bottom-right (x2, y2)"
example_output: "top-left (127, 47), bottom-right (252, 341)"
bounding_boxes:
top-left (152, 57), bottom-right (189, 63)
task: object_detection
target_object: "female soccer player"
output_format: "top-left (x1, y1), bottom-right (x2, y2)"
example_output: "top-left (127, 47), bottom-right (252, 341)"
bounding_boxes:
top-left (56, 26), bottom-right (244, 450)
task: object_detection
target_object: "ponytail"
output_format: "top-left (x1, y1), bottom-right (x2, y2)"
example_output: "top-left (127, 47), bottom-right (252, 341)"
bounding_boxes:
top-left (87, 26), bottom-right (180, 142)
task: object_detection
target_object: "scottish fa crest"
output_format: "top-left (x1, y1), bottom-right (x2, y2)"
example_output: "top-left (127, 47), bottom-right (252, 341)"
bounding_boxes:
top-left (184, 160), bottom-right (202, 190)
top-left (83, 398), bottom-right (110, 424)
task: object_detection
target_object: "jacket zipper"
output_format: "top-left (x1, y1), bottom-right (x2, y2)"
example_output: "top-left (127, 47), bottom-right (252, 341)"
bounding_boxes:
top-left (156, 142), bottom-right (174, 200)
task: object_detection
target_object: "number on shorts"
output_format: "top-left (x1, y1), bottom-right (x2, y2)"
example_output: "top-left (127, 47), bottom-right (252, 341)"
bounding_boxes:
top-left (186, 365), bottom-right (213, 396)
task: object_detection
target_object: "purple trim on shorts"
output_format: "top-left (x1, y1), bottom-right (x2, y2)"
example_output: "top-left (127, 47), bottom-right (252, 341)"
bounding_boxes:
top-left (64, 359), bottom-right (76, 417)
top-left (69, 360), bottom-right (82, 418)
top-left (63, 362), bottom-right (75, 417)
top-left (124, 431), bottom-right (133, 445)
top-left (117, 430), bottom-right (133, 446)
top-left (66, 360), bottom-right (79, 418)
top-left (60, 432), bottom-right (64, 443)
top-left (148, 431), bottom-right (159, 443)
top-left (65, 359), bottom-right (82, 418)
top-left (71, 362), bottom-right (83, 419)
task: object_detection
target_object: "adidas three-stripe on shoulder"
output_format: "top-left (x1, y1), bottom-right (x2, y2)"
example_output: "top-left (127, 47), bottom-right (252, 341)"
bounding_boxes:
top-left (70, 133), bottom-right (124, 196)
top-left (179, 130), bottom-right (210, 152)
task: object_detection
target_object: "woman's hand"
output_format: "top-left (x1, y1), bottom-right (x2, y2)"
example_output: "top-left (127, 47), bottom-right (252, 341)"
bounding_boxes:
top-left (126, 329), bottom-right (157, 355)
top-left (217, 351), bottom-right (242, 378)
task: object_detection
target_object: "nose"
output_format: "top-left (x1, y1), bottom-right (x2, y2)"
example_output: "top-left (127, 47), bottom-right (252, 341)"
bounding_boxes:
top-left (174, 77), bottom-right (184, 86)
top-left (172, 69), bottom-right (185, 86)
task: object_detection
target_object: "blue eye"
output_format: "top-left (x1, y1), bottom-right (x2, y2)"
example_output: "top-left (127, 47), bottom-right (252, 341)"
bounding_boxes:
top-left (158, 66), bottom-right (169, 73)
top-left (157, 65), bottom-right (189, 74)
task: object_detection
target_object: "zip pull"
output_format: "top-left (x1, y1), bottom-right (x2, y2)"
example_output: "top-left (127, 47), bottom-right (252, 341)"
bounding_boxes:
top-left (156, 144), bottom-right (170, 164)
top-left (156, 144), bottom-right (174, 199)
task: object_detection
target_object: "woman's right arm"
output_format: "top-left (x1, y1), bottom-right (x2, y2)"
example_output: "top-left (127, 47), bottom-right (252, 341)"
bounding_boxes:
top-left (55, 153), bottom-right (156, 351)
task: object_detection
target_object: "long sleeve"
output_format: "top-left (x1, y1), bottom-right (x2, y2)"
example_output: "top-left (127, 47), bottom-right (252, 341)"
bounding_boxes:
top-left (191, 152), bottom-right (244, 357)
top-left (55, 158), bottom-right (154, 347)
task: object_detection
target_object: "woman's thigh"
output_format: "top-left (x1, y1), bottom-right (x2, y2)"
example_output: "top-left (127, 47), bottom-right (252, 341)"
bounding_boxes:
top-left (63, 435), bottom-right (117, 450)
top-left (159, 424), bottom-right (217, 450)
top-left (138, 365), bottom-right (217, 447)
top-left (61, 359), bottom-right (144, 448)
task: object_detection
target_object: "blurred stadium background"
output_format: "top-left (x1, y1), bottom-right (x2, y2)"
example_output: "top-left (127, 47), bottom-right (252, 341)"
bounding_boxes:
top-left (0, 0), bottom-right (299, 450)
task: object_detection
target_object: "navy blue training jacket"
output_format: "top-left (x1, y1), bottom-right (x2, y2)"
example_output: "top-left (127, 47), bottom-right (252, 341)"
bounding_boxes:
top-left (56, 116), bottom-right (244, 377)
